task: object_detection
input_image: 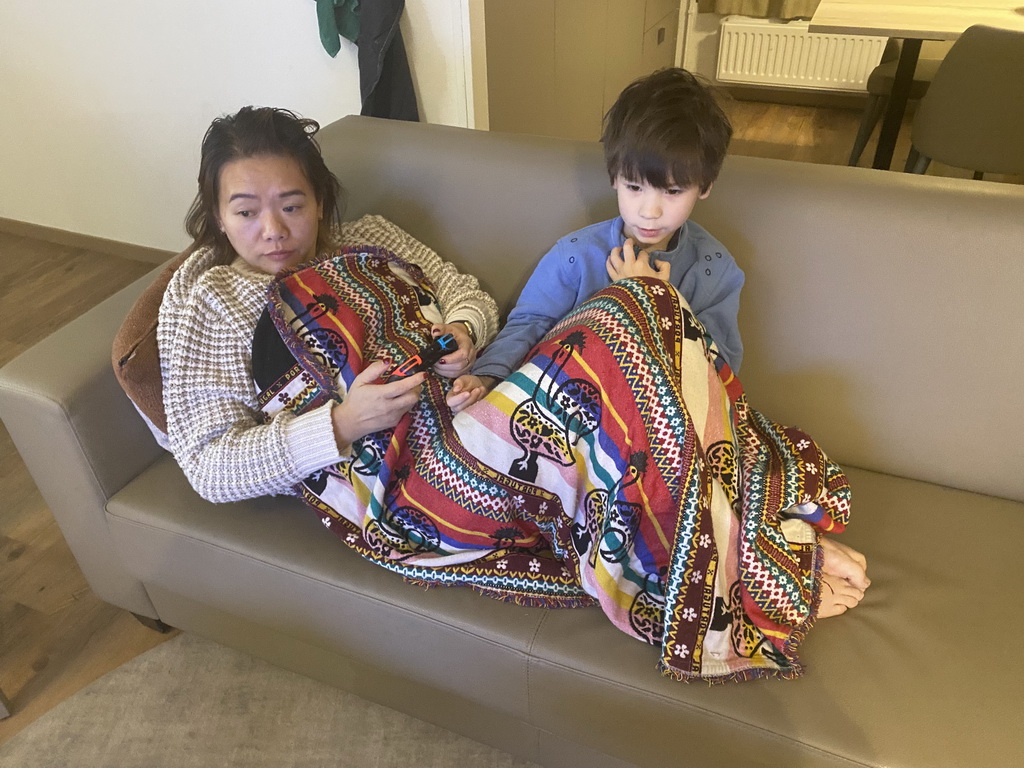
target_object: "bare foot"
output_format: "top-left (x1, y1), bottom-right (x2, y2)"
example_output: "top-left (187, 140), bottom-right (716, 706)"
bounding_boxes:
top-left (819, 572), bottom-right (867, 617)
top-left (818, 537), bottom-right (870, 618)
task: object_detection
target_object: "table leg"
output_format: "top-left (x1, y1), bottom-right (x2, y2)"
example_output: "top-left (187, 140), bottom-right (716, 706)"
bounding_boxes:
top-left (872, 38), bottom-right (922, 170)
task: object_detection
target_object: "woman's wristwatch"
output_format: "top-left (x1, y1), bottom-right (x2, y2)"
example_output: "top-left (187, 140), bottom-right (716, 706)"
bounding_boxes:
top-left (453, 319), bottom-right (477, 345)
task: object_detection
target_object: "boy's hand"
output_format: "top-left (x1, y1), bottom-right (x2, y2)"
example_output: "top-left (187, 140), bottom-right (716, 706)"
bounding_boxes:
top-left (430, 322), bottom-right (477, 379)
top-left (607, 238), bottom-right (671, 282)
top-left (445, 374), bottom-right (492, 413)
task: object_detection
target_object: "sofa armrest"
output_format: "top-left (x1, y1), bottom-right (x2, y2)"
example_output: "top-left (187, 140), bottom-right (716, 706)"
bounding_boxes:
top-left (0, 271), bottom-right (166, 616)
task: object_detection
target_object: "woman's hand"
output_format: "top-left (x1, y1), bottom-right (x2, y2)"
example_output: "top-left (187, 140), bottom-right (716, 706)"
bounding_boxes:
top-left (331, 361), bottom-right (425, 450)
top-left (430, 321), bottom-right (477, 379)
top-left (445, 374), bottom-right (494, 413)
top-left (606, 238), bottom-right (671, 282)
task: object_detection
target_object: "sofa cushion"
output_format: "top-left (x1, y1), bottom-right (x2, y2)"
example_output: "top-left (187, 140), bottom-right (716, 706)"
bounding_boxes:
top-left (530, 465), bottom-right (1024, 767)
top-left (104, 458), bottom-right (1024, 768)
top-left (111, 249), bottom-right (190, 434)
top-left (105, 455), bottom-right (551, 720)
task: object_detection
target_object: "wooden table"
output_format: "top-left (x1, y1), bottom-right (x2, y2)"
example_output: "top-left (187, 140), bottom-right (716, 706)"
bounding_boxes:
top-left (810, 1), bottom-right (1024, 170)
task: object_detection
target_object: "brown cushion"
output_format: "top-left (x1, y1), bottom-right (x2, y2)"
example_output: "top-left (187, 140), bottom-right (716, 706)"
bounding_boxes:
top-left (111, 248), bottom-right (192, 434)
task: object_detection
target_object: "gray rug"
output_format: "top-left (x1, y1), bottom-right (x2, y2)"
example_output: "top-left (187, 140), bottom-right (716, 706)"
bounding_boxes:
top-left (0, 633), bottom-right (540, 768)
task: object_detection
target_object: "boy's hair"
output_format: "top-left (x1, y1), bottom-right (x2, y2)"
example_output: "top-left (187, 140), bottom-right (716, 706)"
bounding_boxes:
top-left (602, 68), bottom-right (732, 194)
top-left (184, 106), bottom-right (344, 255)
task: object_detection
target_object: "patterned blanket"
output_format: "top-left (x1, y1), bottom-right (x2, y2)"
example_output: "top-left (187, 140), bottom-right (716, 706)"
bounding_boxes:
top-left (255, 246), bottom-right (851, 682)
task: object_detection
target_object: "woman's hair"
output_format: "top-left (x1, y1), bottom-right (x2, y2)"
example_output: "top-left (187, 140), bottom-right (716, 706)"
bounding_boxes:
top-left (602, 68), bottom-right (732, 194)
top-left (184, 106), bottom-right (344, 255)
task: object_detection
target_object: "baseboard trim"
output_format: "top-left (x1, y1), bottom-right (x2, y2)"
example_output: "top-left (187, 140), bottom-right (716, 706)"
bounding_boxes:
top-left (721, 85), bottom-right (867, 111)
top-left (0, 217), bottom-right (177, 265)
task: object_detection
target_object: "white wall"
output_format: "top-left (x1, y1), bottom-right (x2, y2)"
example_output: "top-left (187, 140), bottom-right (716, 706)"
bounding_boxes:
top-left (0, 1), bottom-right (474, 252)
top-left (681, 8), bottom-right (727, 84)
top-left (405, 0), bottom-right (482, 129)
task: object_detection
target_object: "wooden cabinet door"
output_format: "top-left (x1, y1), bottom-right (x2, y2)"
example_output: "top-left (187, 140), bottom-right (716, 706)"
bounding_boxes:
top-left (485, 0), bottom-right (681, 141)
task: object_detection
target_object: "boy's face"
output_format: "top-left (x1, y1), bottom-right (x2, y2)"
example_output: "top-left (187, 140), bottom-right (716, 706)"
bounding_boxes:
top-left (613, 175), bottom-right (710, 253)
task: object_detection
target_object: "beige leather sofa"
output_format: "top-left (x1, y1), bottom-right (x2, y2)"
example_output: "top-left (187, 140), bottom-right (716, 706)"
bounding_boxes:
top-left (2, 116), bottom-right (1022, 768)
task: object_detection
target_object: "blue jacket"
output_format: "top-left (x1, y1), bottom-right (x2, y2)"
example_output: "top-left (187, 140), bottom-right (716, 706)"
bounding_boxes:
top-left (473, 217), bottom-right (744, 380)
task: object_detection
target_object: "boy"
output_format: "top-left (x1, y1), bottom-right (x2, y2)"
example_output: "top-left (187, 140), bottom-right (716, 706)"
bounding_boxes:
top-left (468, 67), bottom-right (742, 391)
top-left (447, 68), bottom-right (870, 618)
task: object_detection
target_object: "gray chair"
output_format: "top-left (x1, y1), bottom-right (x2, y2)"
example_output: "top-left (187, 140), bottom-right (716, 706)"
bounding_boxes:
top-left (848, 39), bottom-right (941, 167)
top-left (906, 25), bottom-right (1024, 178)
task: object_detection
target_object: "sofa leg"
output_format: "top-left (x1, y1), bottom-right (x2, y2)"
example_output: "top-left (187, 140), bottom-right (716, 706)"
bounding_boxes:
top-left (0, 685), bottom-right (12, 719)
top-left (132, 612), bottom-right (175, 634)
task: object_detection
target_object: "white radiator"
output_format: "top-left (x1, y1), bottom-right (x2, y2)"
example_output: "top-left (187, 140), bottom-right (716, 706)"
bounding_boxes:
top-left (716, 16), bottom-right (887, 92)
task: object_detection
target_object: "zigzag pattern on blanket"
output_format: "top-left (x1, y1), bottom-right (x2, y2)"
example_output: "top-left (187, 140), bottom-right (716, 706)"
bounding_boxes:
top-left (256, 247), bottom-right (852, 682)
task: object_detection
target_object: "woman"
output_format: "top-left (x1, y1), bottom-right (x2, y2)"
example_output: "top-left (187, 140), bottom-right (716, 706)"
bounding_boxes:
top-left (158, 106), bottom-right (498, 503)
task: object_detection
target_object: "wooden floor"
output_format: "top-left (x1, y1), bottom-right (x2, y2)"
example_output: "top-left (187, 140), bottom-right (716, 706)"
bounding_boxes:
top-left (0, 232), bottom-right (166, 746)
top-left (0, 97), bottom-right (1020, 747)
top-left (722, 95), bottom-right (1024, 184)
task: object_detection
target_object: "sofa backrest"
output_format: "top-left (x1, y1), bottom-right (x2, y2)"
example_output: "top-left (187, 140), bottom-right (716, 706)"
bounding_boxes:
top-left (319, 116), bottom-right (1024, 503)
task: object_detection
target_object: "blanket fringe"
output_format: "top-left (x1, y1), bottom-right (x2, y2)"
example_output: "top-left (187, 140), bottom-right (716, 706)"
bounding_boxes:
top-left (777, 537), bottom-right (826, 670)
top-left (402, 576), bottom-right (597, 610)
top-left (657, 659), bottom-right (805, 684)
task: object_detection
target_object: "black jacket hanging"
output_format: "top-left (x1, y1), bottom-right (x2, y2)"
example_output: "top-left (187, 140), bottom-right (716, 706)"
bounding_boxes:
top-left (316, 0), bottom-right (419, 122)
top-left (357, 0), bottom-right (419, 121)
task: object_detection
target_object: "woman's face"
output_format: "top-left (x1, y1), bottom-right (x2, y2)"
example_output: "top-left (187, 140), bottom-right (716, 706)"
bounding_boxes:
top-left (216, 154), bottom-right (322, 275)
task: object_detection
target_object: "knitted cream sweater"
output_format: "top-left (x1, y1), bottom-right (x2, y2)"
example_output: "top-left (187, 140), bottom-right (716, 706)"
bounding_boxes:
top-left (158, 215), bottom-right (499, 503)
